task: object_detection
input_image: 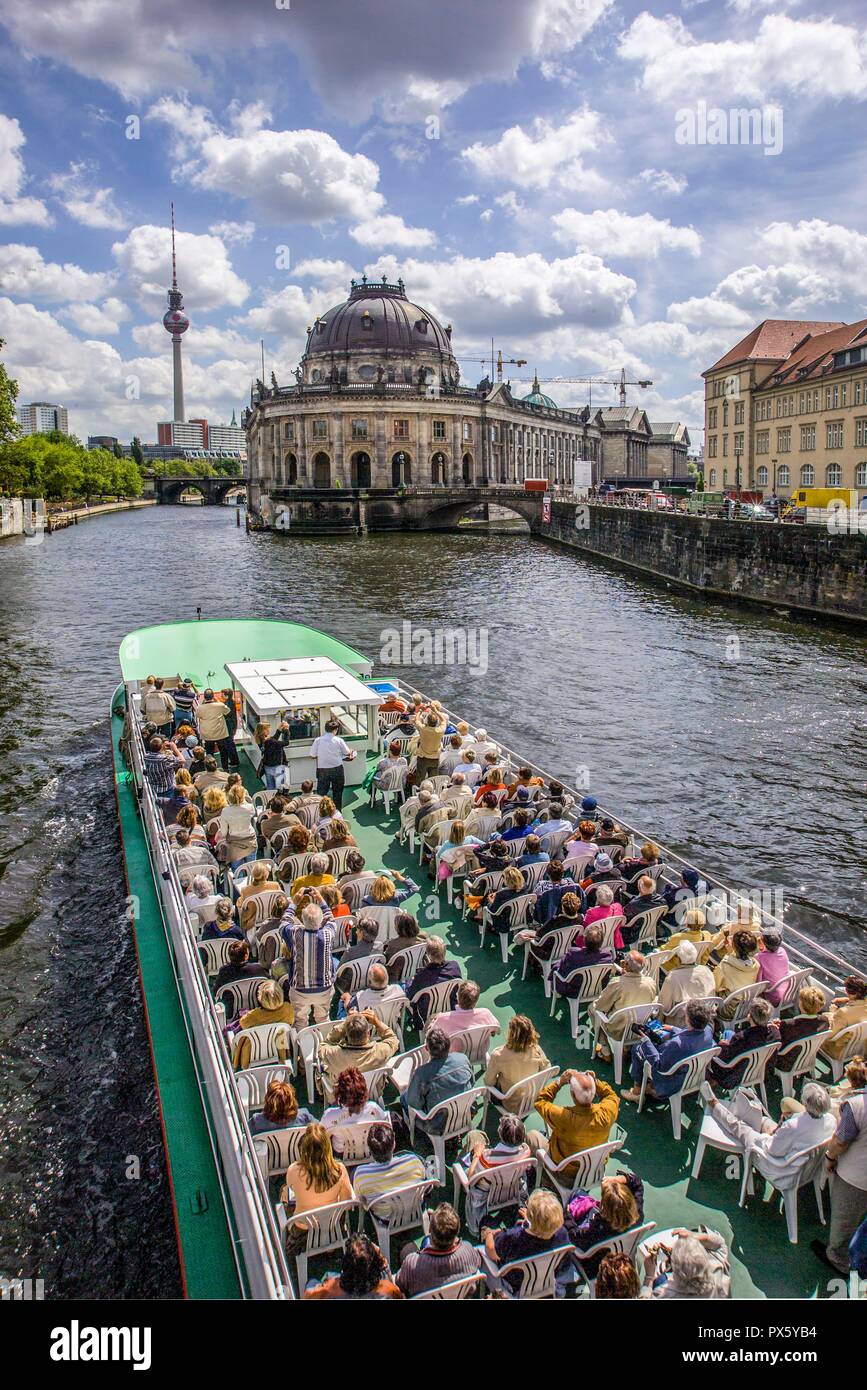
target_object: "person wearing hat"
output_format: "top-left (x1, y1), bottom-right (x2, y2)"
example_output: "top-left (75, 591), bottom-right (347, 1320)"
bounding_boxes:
top-left (597, 816), bottom-right (630, 851)
top-left (581, 852), bottom-right (625, 899)
top-left (579, 795), bottom-right (598, 820)
top-left (663, 907), bottom-right (714, 973)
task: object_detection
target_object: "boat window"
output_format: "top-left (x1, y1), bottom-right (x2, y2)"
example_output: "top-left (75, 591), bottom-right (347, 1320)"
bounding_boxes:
top-left (328, 703), bottom-right (367, 738)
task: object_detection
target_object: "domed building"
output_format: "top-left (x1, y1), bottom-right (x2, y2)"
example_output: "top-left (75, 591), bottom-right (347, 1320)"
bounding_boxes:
top-left (244, 275), bottom-right (607, 518)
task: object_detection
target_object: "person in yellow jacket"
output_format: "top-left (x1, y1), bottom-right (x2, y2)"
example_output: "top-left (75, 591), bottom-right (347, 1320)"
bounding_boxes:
top-left (589, 951), bottom-right (658, 1057)
top-left (528, 1069), bottom-right (620, 1178)
top-left (663, 907), bottom-right (714, 973)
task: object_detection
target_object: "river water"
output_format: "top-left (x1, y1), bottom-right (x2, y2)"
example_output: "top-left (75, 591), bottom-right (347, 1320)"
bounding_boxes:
top-left (0, 503), bottom-right (865, 1297)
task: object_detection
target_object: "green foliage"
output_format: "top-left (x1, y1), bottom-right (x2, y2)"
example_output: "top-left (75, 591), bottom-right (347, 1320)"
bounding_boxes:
top-left (130, 436), bottom-right (145, 468)
top-left (0, 338), bottom-right (19, 446)
top-left (0, 434), bottom-right (142, 500)
top-left (147, 458), bottom-right (217, 478)
top-left (210, 456), bottom-right (242, 477)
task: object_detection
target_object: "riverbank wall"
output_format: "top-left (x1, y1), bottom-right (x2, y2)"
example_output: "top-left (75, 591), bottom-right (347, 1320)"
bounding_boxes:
top-left (542, 501), bottom-right (867, 624)
top-left (0, 497), bottom-right (156, 539)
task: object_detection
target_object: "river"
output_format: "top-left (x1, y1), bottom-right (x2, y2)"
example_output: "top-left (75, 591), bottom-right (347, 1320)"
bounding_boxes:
top-left (0, 503), bottom-right (865, 1297)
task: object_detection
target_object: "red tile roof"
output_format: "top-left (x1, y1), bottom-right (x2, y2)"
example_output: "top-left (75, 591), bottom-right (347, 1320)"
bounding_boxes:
top-left (705, 319), bottom-right (845, 375)
top-left (756, 319), bottom-right (867, 387)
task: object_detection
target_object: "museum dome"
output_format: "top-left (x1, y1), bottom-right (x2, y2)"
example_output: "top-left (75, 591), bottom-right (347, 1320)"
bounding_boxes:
top-left (300, 276), bottom-right (458, 382)
top-left (522, 373), bottom-right (558, 409)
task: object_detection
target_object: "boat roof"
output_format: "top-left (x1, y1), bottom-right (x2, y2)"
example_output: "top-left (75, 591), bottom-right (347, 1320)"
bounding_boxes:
top-left (118, 619), bottom-right (373, 686)
top-left (225, 656), bottom-right (380, 712)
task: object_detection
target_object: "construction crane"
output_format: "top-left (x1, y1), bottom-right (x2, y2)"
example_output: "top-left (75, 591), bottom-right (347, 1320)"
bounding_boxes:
top-left (534, 368), bottom-right (653, 408)
top-left (457, 344), bottom-right (528, 381)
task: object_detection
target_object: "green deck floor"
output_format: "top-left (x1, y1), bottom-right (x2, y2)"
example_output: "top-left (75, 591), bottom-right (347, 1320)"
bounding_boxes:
top-left (112, 702), bottom-right (242, 1299)
top-left (303, 766), bottom-right (835, 1301)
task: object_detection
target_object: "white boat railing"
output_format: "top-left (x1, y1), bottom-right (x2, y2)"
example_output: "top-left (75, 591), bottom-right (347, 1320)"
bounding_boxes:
top-left (393, 679), bottom-right (861, 993)
top-left (126, 712), bottom-right (292, 1300)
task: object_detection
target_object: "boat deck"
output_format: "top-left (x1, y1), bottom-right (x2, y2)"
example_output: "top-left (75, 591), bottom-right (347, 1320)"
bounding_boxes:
top-left (238, 757), bottom-right (837, 1300)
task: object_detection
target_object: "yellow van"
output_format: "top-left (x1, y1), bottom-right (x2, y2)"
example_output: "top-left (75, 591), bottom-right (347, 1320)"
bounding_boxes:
top-left (784, 487), bottom-right (851, 513)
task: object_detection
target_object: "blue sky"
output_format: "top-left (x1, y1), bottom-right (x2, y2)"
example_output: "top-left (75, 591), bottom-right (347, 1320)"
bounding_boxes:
top-left (1, 0), bottom-right (866, 443)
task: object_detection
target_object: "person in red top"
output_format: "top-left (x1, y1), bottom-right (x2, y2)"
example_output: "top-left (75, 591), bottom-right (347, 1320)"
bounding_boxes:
top-left (303, 1233), bottom-right (403, 1299)
top-left (379, 693), bottom-right (408, 713)
top-left (474, 766), bottom-right (507, 805)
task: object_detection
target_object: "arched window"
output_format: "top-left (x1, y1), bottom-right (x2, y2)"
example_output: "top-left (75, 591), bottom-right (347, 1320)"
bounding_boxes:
top-left (800, 464), bottom-right (815, 486)
top-left (462, 452), bottom-right (473, 485)
top-left (391, 451), bottom-right (411, 487)
top-left (756, 465), bottom-right (768, 486)
top-left (351, 451), bottom-right (371, 488)
top-left (431, 451), bottom-right (446, 485)
top-left (826, 462), bottom-right (843, 486)
top-left (856, 462), bottom-right (867, 487)
top-left (285, 452), bottom-right (297, 485)
top-left (777, 465), bottom-right (790, 486)
top-left (273, 457), bottom-right (283, 486)
top-left (709, 468), bottom-right (716, 486)
top-left (313, 451), bottom-right (331, 488)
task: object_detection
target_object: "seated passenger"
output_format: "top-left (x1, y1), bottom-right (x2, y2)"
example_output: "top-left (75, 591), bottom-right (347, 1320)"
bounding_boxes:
top-left (436, 819), bottom-right (484, 881)
top-left (372, 740), bottom-right (408, 789)
top-left (406, 936), bottom-right (462, 1022)
top-left (291, 851), bottom-right (336, 899)
top-left (281, 1124), bottom-right (354, 1261)
top-left (532, 862), bottom-right (582, 927)
top-left (656, 940), bottom-right (716, 1021)
top-left (821, 975), bottom-right (867, 1059)
top-left (360, 870), bottom-right (419, 910)
top-left (474, 765), bottom-right (507, 805)
top-left (707, 997), bottom-right (780, 1089)
top-left (185, 873), bottom-right (221, 927)
top-left (565, 1170), bottom-right (645, 1279)
top-left (516, 834), bottom-right (548, 868)
top-left (437, 733), bottom-right (466, 777)
top-left (595, 1252), bottom-right (641, 1299)
top-left (193, 755), bottom-right (228, 793)
top-left (403, 1027), bottom-right (474, 1132)
top-left (232, 979), bottom-right (295, 1070)
top-left (213, 938), bottom-right (267, 993)
top-left (483, 1189), bottom-right (572, 1296)
top-left (663, 907), bottom-right (713, 971)
top-left (317, 1010), bottom-right (399, 1092)
top-left (619, 840), bottom-right (662, 888)
top-left (321, 1066), bottom-right (389, 1151)
top-left (622, 998), bottom-right (714, 1103)
top-left (343, 960), bottom-right (406, 1016)
top-left (581, 852), bottom-right (625, 896)
top-left (237, 859), bottom-right (280, 906)
top-left (621, 874), bottom-right (667, 946)
top-left (702, 1082), bottom-right (835, 1190)
top-left (201, 897), bottom-right (243, 943)
top-left (530, 1070), bottom-right (620, 1175)
top-left (303, 1232), bottom-right (403, 1301)
top-left (713, 929), bottom-right (760, 1016)
top-left (774, 985), bottom-right (829, 1072)
top-left (383, 912), bottom-right (428, 981)
top-left (580, 883), bottom-right (624, 949)
top-left (554, 922), bottom-right (615, 998)
top-left (514, 890), bottom-right (583, 961)
top-left (530, 802), bottom-right (572, 852)
top-left (317, 817), bottom-right (357, 851)
top-left (596, 816), bottom-right (630, 851)
top-left (641, 1228), bottom-right (731, 1300)
top-left (430, 979), bottom-right (500, 1044)
top-left (589, 952), bottom-right (658, 1058)
top-left (258, 793), bottom-right (301, 842)
top-left (563, 819), bottom-right (599, 864)
top-left (352, 1122), bottom-right (425, 1206)
top-left (250, 1079), bottom-right (313, 1135)
top-left (755, 929), bottom-right (791, 1007)
top-left (484, 1015), bottom-right (550, 1110)
top-left (460, 1115), bottom-right (531, 1231)
top-left (395, 1201), bottom-right (482, 1297)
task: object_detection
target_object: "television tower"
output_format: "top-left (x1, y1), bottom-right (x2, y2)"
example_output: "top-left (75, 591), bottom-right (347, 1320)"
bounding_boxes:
top-left (162, 203), bottom-right (189, 422)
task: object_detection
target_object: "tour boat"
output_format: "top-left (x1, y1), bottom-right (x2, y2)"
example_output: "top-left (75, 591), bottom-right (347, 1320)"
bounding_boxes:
top-left (112, 618), bottom-right (861, 1300)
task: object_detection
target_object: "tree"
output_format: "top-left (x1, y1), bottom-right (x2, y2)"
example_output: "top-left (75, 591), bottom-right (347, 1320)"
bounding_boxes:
top-left (112, 441), bottom-right (124, 458)
top-left (0, 337), bottom-right (19, 450)
top-left (130, 436), bottom-right (145, 468)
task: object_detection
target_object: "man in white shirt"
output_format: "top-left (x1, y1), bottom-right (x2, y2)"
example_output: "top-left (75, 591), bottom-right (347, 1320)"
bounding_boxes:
top-left (345, 962), bottom-right (407, 1015)
top-left (310, 718), bottom-right (356, 810)
top-left (703, 1082), bottom-right (835, 1190)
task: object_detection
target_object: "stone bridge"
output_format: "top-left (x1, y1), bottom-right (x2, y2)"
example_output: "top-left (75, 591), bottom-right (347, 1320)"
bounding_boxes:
top-left (261, 485), bottom-right (548, 534)
top-left (146, 474), bottom-right (249, 505)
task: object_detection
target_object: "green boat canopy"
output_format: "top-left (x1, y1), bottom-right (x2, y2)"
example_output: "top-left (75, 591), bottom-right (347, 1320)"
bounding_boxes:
top-left (119, 619), bottom-right (373, 688)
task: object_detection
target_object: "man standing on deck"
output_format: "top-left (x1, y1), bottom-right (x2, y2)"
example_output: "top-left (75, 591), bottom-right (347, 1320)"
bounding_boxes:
top-left (311, 718), bottom-right (355, 810)
top-left (197, 688), bottom-right (232, 769)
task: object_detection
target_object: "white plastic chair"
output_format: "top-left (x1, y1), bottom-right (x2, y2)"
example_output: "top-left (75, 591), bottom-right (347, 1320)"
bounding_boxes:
top-left (641, 948), bottom-right (678, 989)
top-left (627, 904), bottom-right (669, 949)
top-left (412, 978), bottom-right (461, 1027)
top-left (281, 1198), bottom-right (360, 1288)
top-left (276, 851), bottom-right (312, 886)
top-left (320, 1060), bottom-right (395, 1106)
top-left (775, 1027), bottom-right (831, 1097)
top-left (326, 1120), bottom-right (384, 1165)
top-left (366, 992), bottom-right (412, 1048)
top-left (592, 1002), bottom-right (659, 1085)
top-left (770, 968), bottom-right (815, 1016)
top-left (233, 1021), bottom-right (295, 1068)
top-left (573, 1222), bottom-right (657, 1297)
top-left (216, 974), bottom-right (269, 1019)
top-left (388, 1044), bottom-right (429, 1094)
top-left (386, 942), bottom-right (428, 983)
top-left (452, 1156), bottom-right (535, 1235)
top-left (407, 1086), bottom-right (487, 1184)
top-left (710, 1041), bottom-right (780, 1110)
top-left (252, 789), bottom-right (276, 815)
top-left (323, 846), bottom-right (356, 877)
top-left (535, 1138), bottom-right (624, 1204)
top-left (362, 903), bottom-right (402, 945)
top-left (198, 936), bottom-right (237, 976)
top-left (447, 1024), bottom-right (500, 1072)
top-left (236, 1063), bottom-right (294, 1113)
top-left (338, 874), bottom-right (378, 913)
top-left (596, 914), bottom-right (627, 953)
top-left (520, 860), bottom-right (549, 891)
top-left (334, 952), bottom-right (387, 998)
top-left (739, 1138), bottom-right (830, 1243)
top-left (369, 763), bottom-right (407, 814)
top-left (484, 1065), bottom-right (559, 1122)
top-left (550, 963), bottom-right (618, 1039)
top-left (232, 859), bottom-right (276, 893)
top-left (294, 1019), bottom-right (336, 1100)
top-left (479, 1242), bottom-right (575, 1299)
top-left (818, 1021), bottom-right (867, 1082)
top-left (637, 1045), bottom-right (721, 1139)
top-left (719, 979), bottom-right (769, 1026)
top-left (254, 1124), bottom-right (306, 1179)
top-left (362, 1179), bottom-right (438, 1266)
top-left (521, 925), bottom-right (579, 996)
top-left (409, 1272), bottom-right (485, 1300)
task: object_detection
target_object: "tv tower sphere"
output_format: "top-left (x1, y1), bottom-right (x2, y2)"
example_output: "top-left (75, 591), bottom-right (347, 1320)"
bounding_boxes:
top-left (164, 203), bottom-right (188, 422)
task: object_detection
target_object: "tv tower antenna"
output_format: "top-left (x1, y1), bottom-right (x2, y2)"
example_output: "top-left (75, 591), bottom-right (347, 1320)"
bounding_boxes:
top-left (162, 202), bottom-right (190, 422)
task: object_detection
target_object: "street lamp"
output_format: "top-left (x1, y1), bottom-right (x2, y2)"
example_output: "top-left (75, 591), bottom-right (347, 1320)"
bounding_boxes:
top-left (735, 449), bottom-right (742, 501)
top-left (771, 457), bottom-right (778, 495)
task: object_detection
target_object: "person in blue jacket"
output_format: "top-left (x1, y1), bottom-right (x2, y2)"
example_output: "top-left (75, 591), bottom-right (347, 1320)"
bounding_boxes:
top-left (621, 998), bottom-right (715, 1103)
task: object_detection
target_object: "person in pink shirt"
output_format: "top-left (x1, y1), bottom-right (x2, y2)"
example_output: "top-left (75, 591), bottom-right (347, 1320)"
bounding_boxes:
top-left (430, 979), bottom-right (501, 1049)
top-left (756, 929), bottom-right (790, 1006)
top-left (577, 885), bottom-right (625, 950)
top-left (563, 819), bottom-right (599, 866)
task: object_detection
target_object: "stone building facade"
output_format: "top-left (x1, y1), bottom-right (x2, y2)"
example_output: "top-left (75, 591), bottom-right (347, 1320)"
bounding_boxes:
top-left (703, 317), bottom-right (867, 499)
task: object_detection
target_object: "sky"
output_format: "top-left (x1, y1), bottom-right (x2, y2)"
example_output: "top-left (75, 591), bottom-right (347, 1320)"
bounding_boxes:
top-left (0, 0), bottom-right (866, 445)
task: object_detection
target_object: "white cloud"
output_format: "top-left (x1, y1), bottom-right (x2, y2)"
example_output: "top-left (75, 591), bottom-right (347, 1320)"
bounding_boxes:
top-left (619, 12), bottom-right (867, 105)
top-left (48, 161), bottom-right (125, 229)
top-left (208, 219), bottom-right (256, 245)
top-left (233, 283), bottom-right (338, 340)
top-left (553, 207), bottom-right (701, 259)
top-left (0, 114), bottom-right (52, 227)
top-left (349, 214), bottom-right (435, 249)
top-left (455, 194), bottom-right (480, 206)
top-left (0, 243), bottom-right (113, 302)
top-left (639, 167), bottom-right (687, 195)
top-left (480, 209), bottom-right (494, 223)
top-left (59, 297), bottom-right (130, 335)
top-left (111, 224), bottom-right (249, 311)
top-left (461, 109), bottom-right (607, 192)
top-left (149, 96), bottom-right (385, 225)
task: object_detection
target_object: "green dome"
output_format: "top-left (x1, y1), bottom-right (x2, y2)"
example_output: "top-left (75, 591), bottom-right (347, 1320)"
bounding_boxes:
top-left (522, 373), bottom-right (557, 409)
